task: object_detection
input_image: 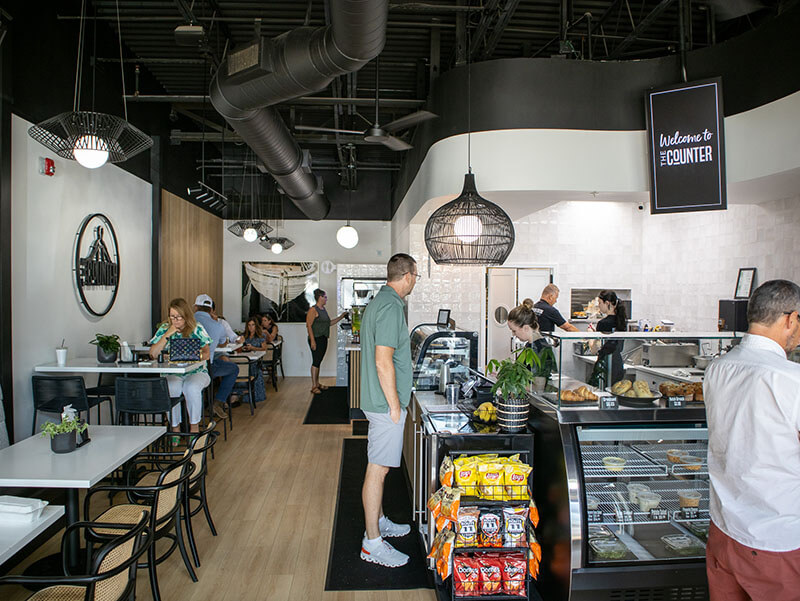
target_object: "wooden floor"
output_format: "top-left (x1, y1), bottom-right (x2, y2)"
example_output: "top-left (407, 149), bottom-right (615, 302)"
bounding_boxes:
top-left (5, 377), bottom-right (437, 601)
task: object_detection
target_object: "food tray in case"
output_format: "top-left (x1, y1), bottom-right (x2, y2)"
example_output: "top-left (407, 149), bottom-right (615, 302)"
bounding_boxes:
top-left (579, 444), bottom-right (667, 479)
top-left (631, 443), bottom-right (708, 476)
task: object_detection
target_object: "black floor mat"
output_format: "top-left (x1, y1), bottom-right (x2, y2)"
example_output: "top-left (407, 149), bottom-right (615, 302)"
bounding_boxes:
top-left (352, 419), bottom-right (369, 436)
top-left (325, 438), bottom-right (434, 591)
top-left (302, 386), bottom-right (350, 424)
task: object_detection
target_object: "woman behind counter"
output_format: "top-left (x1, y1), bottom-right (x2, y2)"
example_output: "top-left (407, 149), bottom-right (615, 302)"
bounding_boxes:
top-left (592, 289), bottom-right (628, 386)
top-left (149, 297), bottom-right (212, 436)
top-left (507, 299), bottom-right (557, 376)
top-left (306, 289), bottom-right (347, 394)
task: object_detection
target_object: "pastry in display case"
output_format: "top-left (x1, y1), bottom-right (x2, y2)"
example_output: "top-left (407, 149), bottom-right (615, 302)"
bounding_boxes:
top-left (410, 324), bottom-right (478, 391)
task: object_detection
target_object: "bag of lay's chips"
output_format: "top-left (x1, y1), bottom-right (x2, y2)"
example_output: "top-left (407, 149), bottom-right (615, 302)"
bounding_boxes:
top-left (504, 463), bottom-right (533, 500)
top-left (495, 453), bottom-right (522, 465)
top-left (439, 455), bottom-right (454, 487)
top-left (478, 461), bottom-right (506, 500)
top-left (454, 457), bottom-right (479, 497)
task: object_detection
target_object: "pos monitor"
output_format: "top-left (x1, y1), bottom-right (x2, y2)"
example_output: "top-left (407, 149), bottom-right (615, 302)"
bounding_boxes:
top-left (436, 309), bottom-right (451, 328)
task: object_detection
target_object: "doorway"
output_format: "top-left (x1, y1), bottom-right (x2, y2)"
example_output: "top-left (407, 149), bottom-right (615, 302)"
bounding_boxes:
top-left (486, 267), bottom-right (553, 364)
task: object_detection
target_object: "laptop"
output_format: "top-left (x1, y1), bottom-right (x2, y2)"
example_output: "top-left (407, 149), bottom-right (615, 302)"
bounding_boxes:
top-left (169, 337), bottom-right (202, 362)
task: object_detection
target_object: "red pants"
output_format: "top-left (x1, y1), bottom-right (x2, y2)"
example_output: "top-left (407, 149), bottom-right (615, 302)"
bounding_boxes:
top-left (707, 521), bottom-right (800, 601)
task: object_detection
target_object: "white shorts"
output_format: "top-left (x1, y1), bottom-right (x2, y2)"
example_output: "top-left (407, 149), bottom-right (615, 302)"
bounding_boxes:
top-left (363, 408), bottom-right (407, 468)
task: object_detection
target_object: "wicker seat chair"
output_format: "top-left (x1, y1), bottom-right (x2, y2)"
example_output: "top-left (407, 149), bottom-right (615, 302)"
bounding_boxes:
top-left (83, 450), bottom-right (195, 601)
top-left (0, 510), bottom-right (150, 601)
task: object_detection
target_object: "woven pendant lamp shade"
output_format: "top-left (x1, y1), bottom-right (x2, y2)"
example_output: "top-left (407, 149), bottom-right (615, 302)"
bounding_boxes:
top-left (424, 173), bottom-right (515, 265)
top-left (28, 111), bottom-right (153, 164)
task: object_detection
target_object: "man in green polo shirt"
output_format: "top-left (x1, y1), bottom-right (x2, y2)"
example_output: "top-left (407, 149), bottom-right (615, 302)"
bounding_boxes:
top-left (359, 253), bottom-right (419, 568)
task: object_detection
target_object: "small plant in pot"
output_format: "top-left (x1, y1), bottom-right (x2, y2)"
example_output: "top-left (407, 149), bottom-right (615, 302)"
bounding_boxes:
top-left (90, 333), bottom-right (120, 363)
top-left (41, 416), bottom-right (87, 454)
top-left (487, 347), bottom-right (540, 432)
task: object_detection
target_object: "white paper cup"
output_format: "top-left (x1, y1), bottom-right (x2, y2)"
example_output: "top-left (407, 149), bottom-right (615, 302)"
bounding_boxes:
top-left (56, 348), bottom-right (68, 366)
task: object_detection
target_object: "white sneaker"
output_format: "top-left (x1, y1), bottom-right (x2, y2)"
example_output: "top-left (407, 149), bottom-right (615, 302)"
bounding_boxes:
top-left (379, 515), bottom-right (411, 538)
top-left (360, 537), bottom-right (410, 568)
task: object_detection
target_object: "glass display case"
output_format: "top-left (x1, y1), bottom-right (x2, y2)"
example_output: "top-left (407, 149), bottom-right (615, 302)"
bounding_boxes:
top-left (525, 331), bottom-right (743, 601)
top-left (410, 324), bottom-right (478, 391)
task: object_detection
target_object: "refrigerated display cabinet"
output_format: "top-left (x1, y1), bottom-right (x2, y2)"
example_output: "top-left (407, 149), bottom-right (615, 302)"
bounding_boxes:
top-left (526, 331), bottom-right (742, 601)
top-left (410, 324), bottom-right (479, 391)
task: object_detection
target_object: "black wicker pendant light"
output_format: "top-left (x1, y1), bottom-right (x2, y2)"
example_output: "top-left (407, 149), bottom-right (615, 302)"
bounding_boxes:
top-left (28, 1), bottom-right (152, 168)
top-left (423, 2), bottom-right (514, 265)
top-left (424, 173), bottom-right (515, 265)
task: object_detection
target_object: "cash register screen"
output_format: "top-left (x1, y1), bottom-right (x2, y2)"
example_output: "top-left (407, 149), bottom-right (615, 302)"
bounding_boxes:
top-left (436, 309), bottom-right (451, 328)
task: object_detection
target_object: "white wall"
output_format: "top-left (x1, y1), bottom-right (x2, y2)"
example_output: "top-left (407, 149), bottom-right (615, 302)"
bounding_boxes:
top-left (11, 114), bottom-right (153, 441)
top-left (406, 197), bottom-right (800, 362)
top-left (222, 220), bottom-right (392, 377)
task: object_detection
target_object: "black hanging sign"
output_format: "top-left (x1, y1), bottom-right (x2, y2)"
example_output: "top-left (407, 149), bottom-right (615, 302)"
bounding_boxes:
top-left (73, 213), bottom-right (120, 317)
top-left (645, 78), bottom-right (726, 214)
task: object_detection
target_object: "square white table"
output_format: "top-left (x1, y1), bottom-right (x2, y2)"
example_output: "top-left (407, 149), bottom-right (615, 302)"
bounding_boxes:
top-left (0, 506), bottom-right (65, 567)
top-left (34, 358), bottom-right (205, 375)
top-left (0, 425), bottom-right (165, 569)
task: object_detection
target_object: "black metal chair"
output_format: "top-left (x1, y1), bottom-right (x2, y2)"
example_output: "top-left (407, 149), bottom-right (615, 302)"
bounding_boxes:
top-left (230, 355), bottom-right (257, 418)
top-left (273, 335), bottom-right (285, 379)
top-left (31, 375), bottom-right (112, 436)
top-left (83, 450), bottom-right (196, 601)
top-left (0, 510), bottom-right (151, 601)
top-left (132, 422), bottom-right (220, 568)
top-left (261, 344), bottom-right (279, 392)
top-left (114, 377), bottom-right (182, 427)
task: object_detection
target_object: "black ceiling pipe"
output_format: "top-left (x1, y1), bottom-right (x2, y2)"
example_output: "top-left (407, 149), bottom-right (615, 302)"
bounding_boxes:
top-left (210, 0), bottom-right (388, 220)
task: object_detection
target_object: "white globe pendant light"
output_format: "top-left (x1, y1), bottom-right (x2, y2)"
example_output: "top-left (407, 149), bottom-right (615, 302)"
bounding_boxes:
top-left (73, 134), bottom-right (109, 169)
top-left (243, 227), bottom-right (258, 242)
top-left (337, 224), bottom-right (359, 249)
top-left (271, 241), bottom-right (283, 254)
top-left (453, 214), bottom-right (482, 243)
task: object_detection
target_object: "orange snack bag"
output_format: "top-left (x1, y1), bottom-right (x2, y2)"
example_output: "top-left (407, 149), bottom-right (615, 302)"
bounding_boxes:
top-left (440, 486), bottom-right (463, 522)
top-left (527, 522), bottom-right (542, 562)
top-left (439, 455), bottom-right (454, 487)
top-left (504, 463), bottom-right (533, 500)
top-left (427, 487), bottom-right (444, 519)
top-left (436, 530), bottom-right (456, 580)
top-left (528, 498), bottom-right (540, 528)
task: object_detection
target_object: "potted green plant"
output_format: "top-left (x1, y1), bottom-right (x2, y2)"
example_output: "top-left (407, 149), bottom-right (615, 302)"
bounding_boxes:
top-left (41, 417), bottom-right (87, 454)
top-left (486, 347), bottom-right (540, 432)
top-left (531, 346), bottom-right (558, 392)
top-left (90, 333), bottom-right (120, 363)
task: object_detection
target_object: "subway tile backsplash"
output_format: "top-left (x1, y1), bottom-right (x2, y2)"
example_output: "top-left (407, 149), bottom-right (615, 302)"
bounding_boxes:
top-left (407, 197), bottom-right (800, 335)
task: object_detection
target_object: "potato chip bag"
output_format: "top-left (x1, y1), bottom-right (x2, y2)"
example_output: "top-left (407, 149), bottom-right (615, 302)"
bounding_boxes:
top-left (427, 487), bottom-right (444, 518)
top-left (502, 553), bottom-right (527, 596)
top-left (453, 555), bottom-right (480, 597)
top-left (439, 455), bottom-right (454, 487)
top-left (477, 555), bottom-right (504, 595)
top-left (436, 513), bottom-right (451, 532)
top-left (527, 522), bottom-right (542, 562)
top-left (436, 529), bottom-right (456, 580)
top-left (527, 547), bottom-right (540, 580)
top-left (478, 462), bottom-right (505, 500)
top-left (455, 507), bottom-right (480, 547)
top-left (503, 506), bottom-right (527, 547)
top-left (479, 509), bottom-right (503, 547)
top-left (440, 486), bottom-right (462, 522)
top-left (495, 453), bottom-right (522, 465)
top-left (504, 463), bottom-right (533, 500)
top-left (427, 526), bottom-right (448, 561)
top-left (454, 458), bottom-right (480, 496)
top-left (528, 498), bottom-right (540, 528)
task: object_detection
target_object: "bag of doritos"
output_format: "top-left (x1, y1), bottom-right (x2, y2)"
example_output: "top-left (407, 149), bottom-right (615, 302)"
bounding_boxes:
top-left (502, 553), bottom-right (527, 596)
top-left (477, 554), bottom-right (504, 595)
top-left (453, 555), bottom-right (480, 597)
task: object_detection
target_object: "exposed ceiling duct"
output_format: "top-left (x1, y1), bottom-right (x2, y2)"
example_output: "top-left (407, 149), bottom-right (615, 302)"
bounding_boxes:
top-left (210, 0), bottom-right (389, 220)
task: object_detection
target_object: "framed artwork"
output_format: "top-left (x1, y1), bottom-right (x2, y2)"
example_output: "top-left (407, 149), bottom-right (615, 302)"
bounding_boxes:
top-left (242, 261), bottom-right (319, 322)
top-left (734, 267), bottom-right (756, 299)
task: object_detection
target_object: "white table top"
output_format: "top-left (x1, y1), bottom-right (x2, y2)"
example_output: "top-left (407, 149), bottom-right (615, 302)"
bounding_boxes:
top-left (34, 358), bottom-right (205, 374)
top-left (0, 505), bottom-right (65, 566)
top-left (228, 350), bottom-right (266, 361)
top-left (0, 426), bottom-right (165, 488)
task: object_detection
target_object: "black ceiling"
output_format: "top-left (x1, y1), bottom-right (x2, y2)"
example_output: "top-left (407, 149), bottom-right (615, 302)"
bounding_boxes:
top-left (35, 1), bottom-right (793, 218)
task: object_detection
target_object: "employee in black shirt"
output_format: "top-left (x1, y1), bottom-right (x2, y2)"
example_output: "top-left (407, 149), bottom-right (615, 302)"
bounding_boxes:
top-left (591, 289), bottom-right (628, 386)
top-left (533, 284), bottom-right (579, 332)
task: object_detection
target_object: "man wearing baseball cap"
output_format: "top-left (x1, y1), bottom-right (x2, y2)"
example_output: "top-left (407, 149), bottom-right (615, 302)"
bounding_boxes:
top-left (195, 294), bottom-right (237, 418)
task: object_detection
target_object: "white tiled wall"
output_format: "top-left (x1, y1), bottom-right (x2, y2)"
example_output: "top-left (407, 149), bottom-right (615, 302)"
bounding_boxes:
top-left (406, 196), bottom-right (800, 352)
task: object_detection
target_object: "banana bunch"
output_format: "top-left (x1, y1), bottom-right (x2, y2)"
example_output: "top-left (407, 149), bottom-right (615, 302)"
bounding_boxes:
top-left (473, 402), bottom-right (497, 423)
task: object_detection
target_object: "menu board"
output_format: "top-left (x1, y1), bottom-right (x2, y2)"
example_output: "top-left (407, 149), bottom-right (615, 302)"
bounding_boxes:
top-left (646, 78), bottom-right (726, 214)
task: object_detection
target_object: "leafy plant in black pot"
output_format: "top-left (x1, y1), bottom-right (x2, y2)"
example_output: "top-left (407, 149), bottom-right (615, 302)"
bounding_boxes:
top-left (41, 416), bottom-right (87, 453)
top-left (90, 333), bottom-right (120, 363)
top-left (486, 347), bottom-right (540, 432)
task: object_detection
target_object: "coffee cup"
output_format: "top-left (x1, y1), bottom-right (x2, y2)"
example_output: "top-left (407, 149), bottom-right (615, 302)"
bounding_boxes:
top-left (56, 348), bottom-right (68, 366)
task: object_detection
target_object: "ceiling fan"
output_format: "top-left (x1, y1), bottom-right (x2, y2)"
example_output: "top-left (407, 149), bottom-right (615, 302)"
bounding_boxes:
top-left (295, 57), bottom-right (437, 151)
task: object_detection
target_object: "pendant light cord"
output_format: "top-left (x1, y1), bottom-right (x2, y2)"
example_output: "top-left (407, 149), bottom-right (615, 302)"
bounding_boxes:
top-left (73, 0), bottom-right (87, 112)
top-left (115, 0), bottom-right (128, 121)
top-left (467, 0), bottom-right (472, 174)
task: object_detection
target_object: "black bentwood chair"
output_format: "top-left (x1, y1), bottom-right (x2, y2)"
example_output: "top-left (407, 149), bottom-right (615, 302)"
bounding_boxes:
top-left (0, 510), bottom-right (151, 601)
top-left (114, 377), bottom-right (182, 427)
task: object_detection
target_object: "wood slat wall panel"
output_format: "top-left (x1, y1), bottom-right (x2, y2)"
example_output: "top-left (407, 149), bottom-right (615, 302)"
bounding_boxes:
top-left (159, 190), bottom-right (223, 322)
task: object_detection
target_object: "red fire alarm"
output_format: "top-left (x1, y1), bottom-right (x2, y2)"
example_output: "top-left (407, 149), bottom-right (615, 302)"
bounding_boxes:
top-left (39, 157), bottom-right (56, 176)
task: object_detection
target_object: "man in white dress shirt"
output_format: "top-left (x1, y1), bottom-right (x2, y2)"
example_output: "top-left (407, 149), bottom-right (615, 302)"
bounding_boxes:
top-left (704, 279), bottom-right (800, 601)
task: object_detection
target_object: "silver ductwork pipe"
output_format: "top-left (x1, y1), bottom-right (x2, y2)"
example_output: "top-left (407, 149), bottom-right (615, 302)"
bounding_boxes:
top-left (210, 0), bottom-right (389, 220)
